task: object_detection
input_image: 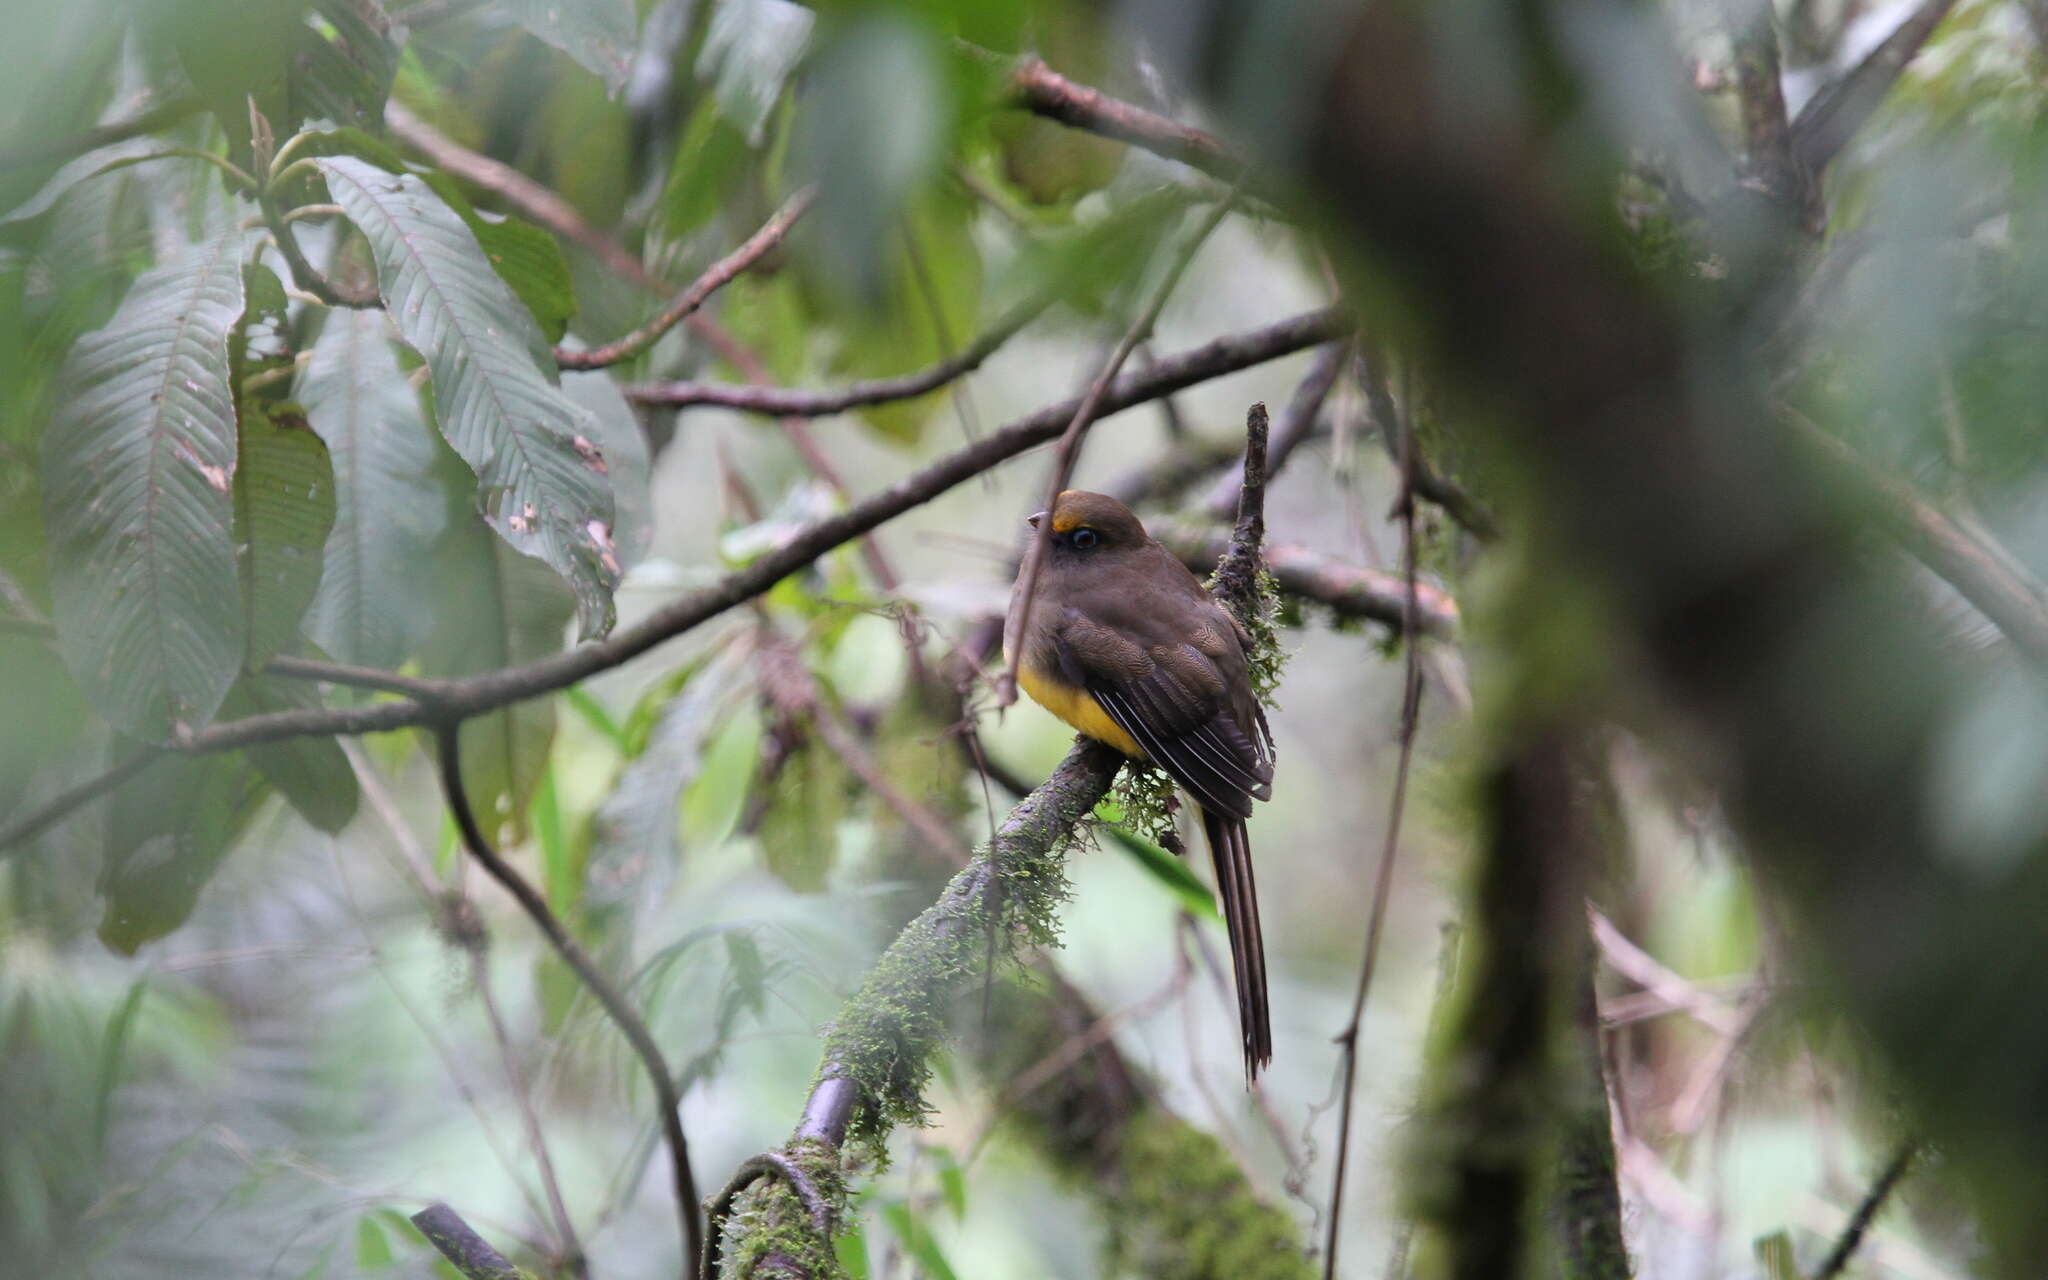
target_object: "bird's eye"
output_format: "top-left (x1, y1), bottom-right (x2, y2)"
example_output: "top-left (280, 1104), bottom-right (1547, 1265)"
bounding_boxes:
top-left (1070, 528), bottom-right (1099, 550)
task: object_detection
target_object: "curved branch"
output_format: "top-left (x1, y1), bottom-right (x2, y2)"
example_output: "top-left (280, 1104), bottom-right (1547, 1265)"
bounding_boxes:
top-left (1, 310), bottom-right (1344, 854)
top-left (1010, 59), bottom-right (1241, 184)
top-left (157, 311), bottom-right (1347, 752)
top-left (556, 190), bottom-right (816, 371)
top-left (622, 294), bottom-right (1050, 414)
top-left (708, 739), bottom-right (1126, 1276)
top-left (412, 1203), bottom-right (524, 1280)
top-left (434, 727), bottom-right (703, 1271)
top-left (1158, 530), bottom-right (1460, 638)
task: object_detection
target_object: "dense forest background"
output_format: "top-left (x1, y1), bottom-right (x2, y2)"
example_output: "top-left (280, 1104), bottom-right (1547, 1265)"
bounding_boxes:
top-left (7, 0), bottom-right (2048, 1277)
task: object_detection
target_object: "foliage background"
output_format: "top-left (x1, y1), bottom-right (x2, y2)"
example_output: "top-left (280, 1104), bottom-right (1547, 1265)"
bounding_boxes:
top-left (5, 0), bottom-right (2040, 1277)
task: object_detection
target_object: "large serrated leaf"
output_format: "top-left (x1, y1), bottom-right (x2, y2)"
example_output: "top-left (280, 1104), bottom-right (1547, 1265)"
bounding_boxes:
top-left (235, 405), bottom-right (335, 667)
top-left (421, 171), bottom-right (577, 344)
top-left (220, 674), bottom-right (359, 833)
top-left (426, 513), bottom-right (574, 844)
top-left (494, 0), bottom-right (638, 95)
top-left (299, 309), bottom-right (447, 669)
top-left (315, 156), bottom-right (619, 637)
top-left (98, 748), bottom-right (267, 954)
top-left (43, 234), bottom-right (248, 741)
top-left (560, 368), bottom-right (651, 568)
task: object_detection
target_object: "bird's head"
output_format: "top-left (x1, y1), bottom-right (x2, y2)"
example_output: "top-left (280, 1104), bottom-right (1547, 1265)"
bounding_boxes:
top-left (1026, 490), bottom-right (1150, 560)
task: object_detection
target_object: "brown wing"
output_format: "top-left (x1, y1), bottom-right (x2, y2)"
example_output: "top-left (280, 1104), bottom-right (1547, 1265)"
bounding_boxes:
top-left (1049, 550), bottom-right (1276, 1076)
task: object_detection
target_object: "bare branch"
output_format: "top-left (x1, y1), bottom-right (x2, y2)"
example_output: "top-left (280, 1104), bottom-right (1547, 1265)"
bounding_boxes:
top-left (412, 1203), bottom-right (524, 1280)
top-left (435, 727), bottom-right (703, 1270)
top-left (622, 293), bottom-right (1051, 414)
top-left (1792, 0), bottom-right (1960, 176)
top-left (555, 190), bottom-right (816, 371)
top-left (0, 95), bottom-right (202, 173)
top-left (1815, 1139), bottom-right (1920, 1279)
top-left (0, 750), bottom-right (162, 857)
top-left (1201, 343), bottom-right (1345, 522)
top-left (0, 309), bottom-right (1344, 852)
top-left (1158, 531), bottom-right (1459, 638)
top-left (1729, 0), bottom-right (1815, 224)
top-left (1784, 407), bottom-right (2048, 666)
top-left (1324, 383), bottom-right (1426, 1280)
top-left (1010, 58), bottom-right (1241, 184)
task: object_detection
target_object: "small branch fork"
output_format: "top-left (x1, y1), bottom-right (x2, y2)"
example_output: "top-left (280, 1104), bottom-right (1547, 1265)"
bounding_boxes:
top-left (434, 724), bottom-right (704, 1270)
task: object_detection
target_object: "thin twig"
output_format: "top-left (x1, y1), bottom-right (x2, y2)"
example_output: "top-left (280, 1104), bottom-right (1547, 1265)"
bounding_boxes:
top-left (1000, 192), bottom-right (1241, 704)
top-left (0, 750), bottom-right (161, 856)
top-left (556, 190), bottom-right (816, 371)
top-left (1791, 0), bottom-right (1960, 175)
top-left (474, 954), bottom-right (586, 1276)
top-left (0, 309), bottom-right (1347, 853)
top-left (265, 654), bottom-right (451, 700)
top-left (412, 1203), bottom-right (524, 1280)
top-left (1201, 342), bottom-right (1346, 521)
top-left (435, 726), bottom-right (703, 1271)
top-left (1814, 1139), bottom-right (1920, 1278)
top-left (1157, 531), bottom-right (1459, 638)
top-left (0, 95), bottom-right (203, 172)
top-left (1323, 388), bottom-right (1426, 1280)
top-left (622, 293), bottom-right (1051, 413)
top-left (261, 195), bottom-right (380, 308)
top-left (1009, 58), bottom-right (1241, 184)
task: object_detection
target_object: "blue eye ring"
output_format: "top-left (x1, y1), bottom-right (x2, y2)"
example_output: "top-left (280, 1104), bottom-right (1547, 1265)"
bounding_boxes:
top-left (1070, 527), bottom-right (1099, 550)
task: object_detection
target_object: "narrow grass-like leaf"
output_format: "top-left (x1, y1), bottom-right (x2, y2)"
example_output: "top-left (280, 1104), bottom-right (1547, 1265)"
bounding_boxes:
top-left (43, 234), bottom-right (247, 741)
top-left (299, 308), bottom-right (446, 669)
top-left (315, 156), bottom-right (619, 636)
top-left (235, 405), bottom-right (334, 667)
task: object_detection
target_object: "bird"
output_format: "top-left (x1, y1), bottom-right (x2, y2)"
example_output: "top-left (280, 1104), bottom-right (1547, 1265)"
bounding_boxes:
top-left (1006, 489), bottom-right (1276, 1078)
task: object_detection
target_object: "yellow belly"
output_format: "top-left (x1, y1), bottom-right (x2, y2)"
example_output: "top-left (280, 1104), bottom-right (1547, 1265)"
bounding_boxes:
top-left (1018, 660), bottom-right (1145, 758)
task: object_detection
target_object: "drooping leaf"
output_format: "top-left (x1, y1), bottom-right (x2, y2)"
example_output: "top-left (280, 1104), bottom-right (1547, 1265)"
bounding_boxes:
top-left (155, 0), bottom-right (312, 166)
top-left (234, 405), bottom-right (335, 667)
top-left (299, 308), bottom-right (447, 669)
top-left (424, 512), bottom-right (574, 844)
top-left (420, 172), bottom-right (578, 344)
top-left (220, 674), bottom-right (359, 834)
top-left (561, 367), bottom-right (651, 568)
top-left (697, 0), bottom-right (814, 142)
top-left (656, 101), bottom-right (753, 241)
top-left (315, 156), bottom-right (620, 636)
top-left (493, 0), bottom-right (637, 95)
top-left (98, 749), bottom-right (268, 954)
top-left (292, 0), bottom-right (401, 135)
top-left (43, 234), bottom-right (248, 741)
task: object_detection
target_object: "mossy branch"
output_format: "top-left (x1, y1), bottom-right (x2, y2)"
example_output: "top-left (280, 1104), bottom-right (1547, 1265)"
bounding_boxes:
top-left (705, 739), bottom-right (1127, 1278)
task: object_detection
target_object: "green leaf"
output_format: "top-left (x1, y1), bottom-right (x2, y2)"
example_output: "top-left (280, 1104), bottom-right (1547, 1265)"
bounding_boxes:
top-left (98, 750), bottom-right (267, 954)
top-left (235, 405), bottom-right (335, 667)
top-left (355, 1213), bottom-right (395, 1271)
top-left (220, 675), bottom-right (359, 833)
top-left (560, 367), bottom-right (651, 568)
top-left (656, 101), bottom-right (753, 241)
top-left (681, 703), bottom-right (763, 849)
top-left (1094, 807), bottom-right (1220, 922)
top-left (421, 172), bottom-right (578, 344)
top-left (315, 156), bottom-right (620, 637)
top-left (425, 514), bottom-right (573, 844)
top-left (0, 638), bottom-right (92, 815)
top-left (494, 0), bottom-right (638, 95)
top-left (1753, 1230), bottom-right (1800, 1280)
top-left (533, 767), bottom-right (576, 914)
top-left (299, 308), bottom-right (447, 669)
top-left (879, 1201), bottom-right (960, 1280)
top-left (697, 0), bottom-right (813, 142)
top-left (562, 686), bottom-right (625, 747)
top-left (293, 0), bottom-right (401, 136)
top-left (43, 234), bottom-right (248, 741)
top-left (834, 1225), bottom-right (870, 1280)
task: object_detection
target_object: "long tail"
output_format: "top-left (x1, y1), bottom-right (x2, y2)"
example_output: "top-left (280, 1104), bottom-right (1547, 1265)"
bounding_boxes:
top-left (1201, 806), bottom-right (1273, 1080)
